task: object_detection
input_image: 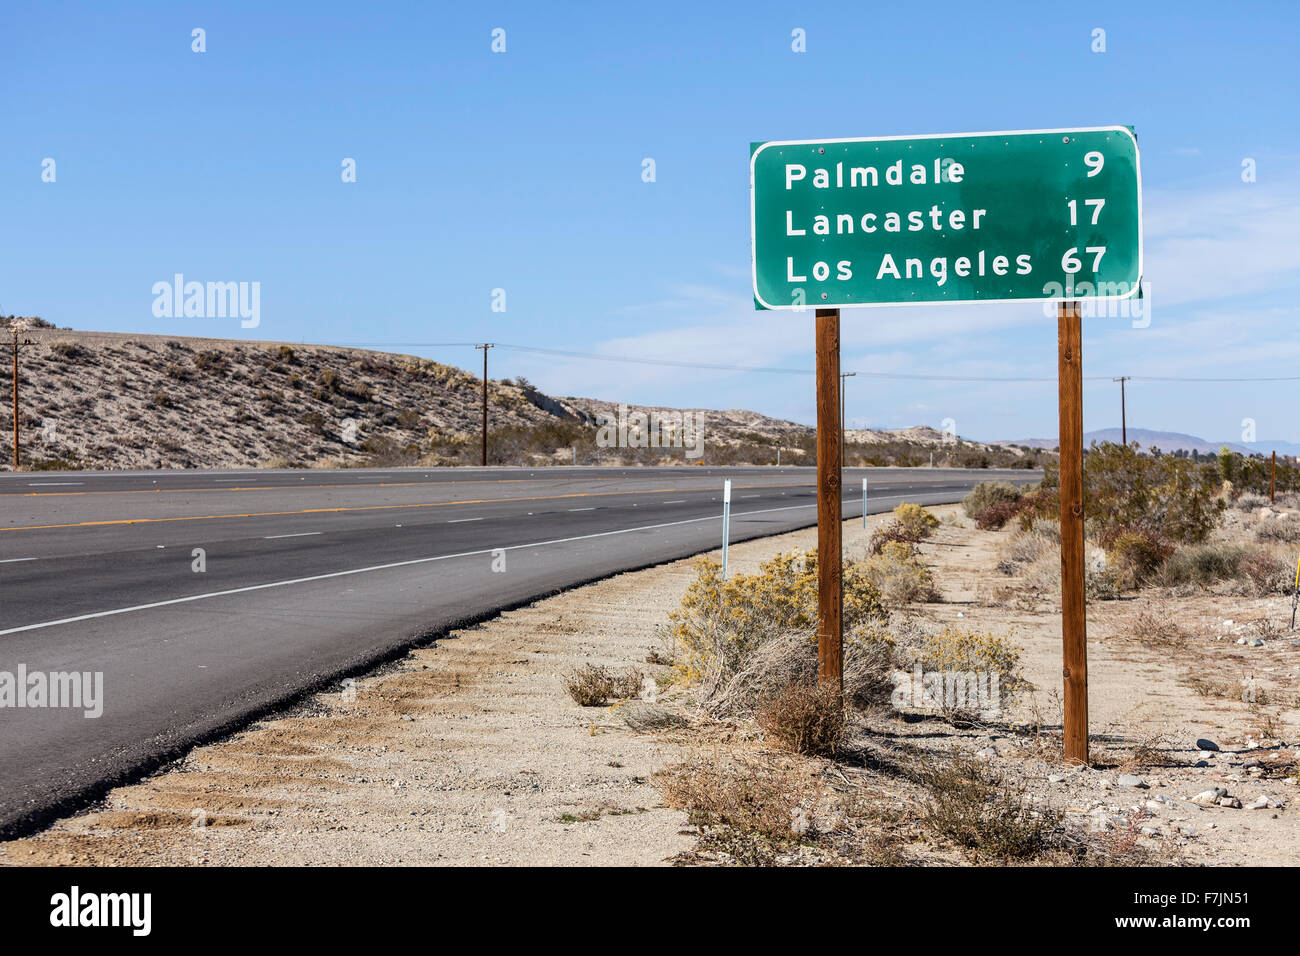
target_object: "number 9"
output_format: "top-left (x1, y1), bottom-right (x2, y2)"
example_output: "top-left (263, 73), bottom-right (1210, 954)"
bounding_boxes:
top-left (1084, 151), bottom-right (1104, 177)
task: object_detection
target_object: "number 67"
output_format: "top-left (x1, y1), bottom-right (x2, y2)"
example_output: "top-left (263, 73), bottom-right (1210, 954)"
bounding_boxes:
top-left (1061, 246), bottom-right (1107, 272)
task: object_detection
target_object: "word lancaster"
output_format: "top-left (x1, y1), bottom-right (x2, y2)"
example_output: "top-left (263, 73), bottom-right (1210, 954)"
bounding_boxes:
top-left (750, 128), bottom-right (1142, 309)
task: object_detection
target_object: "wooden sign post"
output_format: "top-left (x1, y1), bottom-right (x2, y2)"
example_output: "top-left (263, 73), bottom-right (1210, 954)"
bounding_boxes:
top-left (1057, 300), bottom-right (1089, 764)
top-left (816, 308), bottom-right (843, 690)
top-left (752, 128), bottom-right (1140, 732)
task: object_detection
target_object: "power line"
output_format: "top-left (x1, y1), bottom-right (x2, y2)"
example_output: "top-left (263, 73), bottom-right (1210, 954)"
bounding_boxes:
top-left (339, 341), bottom-right (1300, 385)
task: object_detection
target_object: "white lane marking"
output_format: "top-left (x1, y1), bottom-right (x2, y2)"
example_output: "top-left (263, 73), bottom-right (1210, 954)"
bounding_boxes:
top-left (741, 494), bottom-right (760, 498)
top-left (0, 557), bottom-right (36, 564)
top-left (662, 499), bottom-right (686, 504)
top-left (214, 479), bottom-right (250, 483)
top-left (27, 482), bottom-right (83, 487)
top-left (448, 517), bottom-right (482, 523)
top-left (264, 532), bottom-right (323, 539)
top-left (0, 502), bottom-right (832, 637)
top-left (568, 507), bottom-right (595, 512)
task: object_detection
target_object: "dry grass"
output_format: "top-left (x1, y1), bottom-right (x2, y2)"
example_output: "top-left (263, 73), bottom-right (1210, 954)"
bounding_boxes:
top-left (701, 630), bottom-right (894, 719)
top-left (656, 752), bottom-right (820, 864)
top-left (562, 664), bottom-right (644, 706)
top-left (916, 753), bottom-right (1065, 861)
top-left (867, 520), bottom-right (922, 555)
top-left (757, 682), bottom-right (847, 757)
top-left (862, 541), bottom-right (941, 605)
top-left (1126, 604), bottom-right (1189, 646)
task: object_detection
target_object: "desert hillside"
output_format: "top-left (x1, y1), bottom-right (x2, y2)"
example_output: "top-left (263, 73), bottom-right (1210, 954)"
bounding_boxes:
top-left (0, 324), bottom-right (1044, 471)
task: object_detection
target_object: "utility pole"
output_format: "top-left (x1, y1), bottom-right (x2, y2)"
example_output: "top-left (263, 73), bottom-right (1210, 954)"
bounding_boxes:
top-left (839, 371), bottom-right (855, 469)
top-left (9, 319), bottom-right (33, 471)
top-left (1112, 376), bottom-right (1130, 446)
top-left (475, 343), bottom-right (494, 467)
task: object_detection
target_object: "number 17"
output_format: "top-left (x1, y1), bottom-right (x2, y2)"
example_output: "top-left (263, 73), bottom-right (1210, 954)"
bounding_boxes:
top-left (1067, 198), bottom-right (1106, 225)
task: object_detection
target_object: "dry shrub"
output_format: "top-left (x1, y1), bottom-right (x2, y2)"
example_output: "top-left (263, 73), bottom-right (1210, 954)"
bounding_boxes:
top-left (1012, 488), bottom-right (1060, 531)
top-left (962, 481), bottom-right (1022, 519)
top-left (1122, 728), bottom-right (1179, 770)
top-left (918, 754), bottom-right (1064, 861)
top-left (669, 551), bottom-right (887, 692)
top-left (919, 626), bottom-right (1023, 703)
top-left (620, 702), bottom-right (689, 733)
top-left (1020, 544), bottom-right (1131, 601)
top-left (702, 629), bottom-right (893, 719)
top-left (757, 681), bottom-right (847, 756)
top-left (1256, 520), bottom-right (1300, 544)
top-left (1157, 543), bottom-right (1247, 588)
top-left (1241, 547), bottom-right (1293, 595)
top-left (863, 540), bottom-right (940, 605)
top-left (1127, 605), bottom-right (1187, 646)
top-left (1186, 674), bottom-right (1252, 702)
top-left (974, 497), bottom-right (1023, 530)
top-left (893, 502), bottom-right (940, 539)
top-left (1084, 442), bottom-right (1224, 544)
top-left (999, 523), bottom-right (1059, 569)
top-left (868, 520), bottom-right (920, 554)
top-left (656, 753), bottom-right (819, 857)
top-left (563, 664), bottom-right (643, 706)
top-left (1102, 526), bottom-right (1174, 589)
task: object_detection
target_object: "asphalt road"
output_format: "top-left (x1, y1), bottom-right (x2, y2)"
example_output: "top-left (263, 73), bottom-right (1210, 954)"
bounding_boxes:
top-left (0, 464), bottom-right (1038, 838)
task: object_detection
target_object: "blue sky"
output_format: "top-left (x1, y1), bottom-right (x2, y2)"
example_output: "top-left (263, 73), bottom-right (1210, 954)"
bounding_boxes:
top-left (3, 0), bottom-right (1298, 444)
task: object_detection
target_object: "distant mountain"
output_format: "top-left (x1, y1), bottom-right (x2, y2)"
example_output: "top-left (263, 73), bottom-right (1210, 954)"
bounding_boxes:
top-left (999, 428), bottom-right (1297, 458)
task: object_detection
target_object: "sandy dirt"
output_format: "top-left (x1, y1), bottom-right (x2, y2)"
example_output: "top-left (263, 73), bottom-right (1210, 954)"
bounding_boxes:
top-left (3, 504), bottom-right (1297, 866)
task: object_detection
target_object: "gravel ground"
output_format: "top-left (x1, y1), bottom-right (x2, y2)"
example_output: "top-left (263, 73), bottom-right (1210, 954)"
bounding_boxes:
top-left (4, 503), bottom-right (1297, 866)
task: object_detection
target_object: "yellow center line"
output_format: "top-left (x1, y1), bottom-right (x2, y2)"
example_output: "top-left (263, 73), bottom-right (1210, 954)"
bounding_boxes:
top-left (0, 477), bottom-right (967, 534)
top-left (3, 472), bottom-right (965, 499)
top-left (0, 483), bottom-right (813, 533)
top-left (3, 475), bottom-right (644, 499)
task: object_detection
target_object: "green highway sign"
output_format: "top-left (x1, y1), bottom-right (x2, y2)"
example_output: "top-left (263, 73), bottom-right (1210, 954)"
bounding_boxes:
top-left (750, 127), bottom-right (1142, 310)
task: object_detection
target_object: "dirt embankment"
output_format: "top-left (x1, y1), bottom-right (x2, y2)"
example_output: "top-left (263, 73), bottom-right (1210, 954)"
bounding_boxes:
top-left (1, 325), bottom-right (1037, 472)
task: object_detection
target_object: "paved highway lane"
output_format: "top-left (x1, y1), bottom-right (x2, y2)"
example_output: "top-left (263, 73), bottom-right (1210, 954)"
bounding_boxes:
top-left (0, 465), bottom-right (1038, 837)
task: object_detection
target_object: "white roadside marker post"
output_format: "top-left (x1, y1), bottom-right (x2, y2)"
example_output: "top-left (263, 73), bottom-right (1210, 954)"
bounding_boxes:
top-left (721, 479), bottom-right (732, 578)
top-left (862, 476), bottom-right (868, 528)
